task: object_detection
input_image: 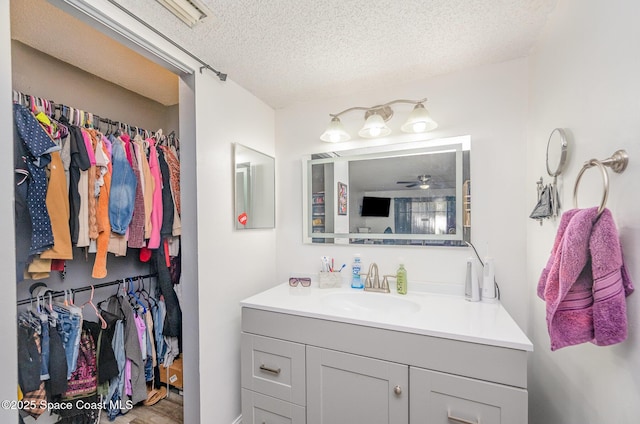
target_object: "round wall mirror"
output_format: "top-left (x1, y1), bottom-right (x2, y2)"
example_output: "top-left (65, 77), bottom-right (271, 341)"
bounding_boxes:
top-left (546, 128), bottom-right (568, 177)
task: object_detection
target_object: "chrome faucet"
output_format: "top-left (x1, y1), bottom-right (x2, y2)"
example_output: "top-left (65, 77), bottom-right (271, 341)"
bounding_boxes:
top-left (364, 263), bottom-right (390, 293)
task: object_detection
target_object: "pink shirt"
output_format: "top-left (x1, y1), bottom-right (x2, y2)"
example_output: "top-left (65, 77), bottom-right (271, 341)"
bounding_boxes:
top-left (147, 138), bottom-right (163, 249)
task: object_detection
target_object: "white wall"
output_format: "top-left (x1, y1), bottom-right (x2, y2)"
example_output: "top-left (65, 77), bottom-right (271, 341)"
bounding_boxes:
top-left (526, 1), bottom-right (640, 423)
top-left (194, 74), bottom-right (276, 423)
top-left (0, 0), bottom-right (18, 422)
top-left (276, 58), bottom-right (530, 326)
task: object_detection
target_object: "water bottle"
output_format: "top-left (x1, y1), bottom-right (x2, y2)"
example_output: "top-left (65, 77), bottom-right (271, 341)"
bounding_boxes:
top-left (351, 254), bottom-right (363, 289)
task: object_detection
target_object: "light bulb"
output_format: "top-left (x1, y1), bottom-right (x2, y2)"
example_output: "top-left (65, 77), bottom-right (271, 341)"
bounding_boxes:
top-left (412, 122), bottom-right (427, 133)
top-left (320, 116), bottom-right (350, 142)
top-left (401, 103), bottom-right (438, 133)
top-left (358, 113), bottom-right (391, 138)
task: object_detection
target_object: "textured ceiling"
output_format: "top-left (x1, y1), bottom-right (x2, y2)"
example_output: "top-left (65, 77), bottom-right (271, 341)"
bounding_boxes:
top-left (11, 0), bottom-right (556, 109)
top-left (115, 0), bottom-right (557, 108)
top-left (10, 0), bottom-right (179, 106)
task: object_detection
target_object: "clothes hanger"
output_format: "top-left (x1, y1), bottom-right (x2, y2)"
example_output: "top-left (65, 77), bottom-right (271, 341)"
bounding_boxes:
top-left (54, 289), bottom-right (81, 315)
top-left (46, 292), bottom-right (59, 323)
top-left (136, 276), bottom-right (153, 308)
top-left (127, 278), bottom-right (147, 314)
top-left (82, 286), bottom-right (108, 329)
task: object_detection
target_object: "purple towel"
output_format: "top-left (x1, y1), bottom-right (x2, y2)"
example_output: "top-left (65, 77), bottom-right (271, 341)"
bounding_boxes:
top-left (538, 207), bottom-right (633, 350)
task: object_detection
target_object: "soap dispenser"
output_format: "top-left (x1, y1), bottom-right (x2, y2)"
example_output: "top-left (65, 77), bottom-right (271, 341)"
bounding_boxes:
top-left (396, 263), bottom-right (407, 295)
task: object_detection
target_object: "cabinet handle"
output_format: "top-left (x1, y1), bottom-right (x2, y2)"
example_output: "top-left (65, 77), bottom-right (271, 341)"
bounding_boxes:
top-left (447, 413), bottom-right (479, 424)
top-left (393, 385), bottom-right (402, 395)
top-left (259, 364), bottom-right (281, 375)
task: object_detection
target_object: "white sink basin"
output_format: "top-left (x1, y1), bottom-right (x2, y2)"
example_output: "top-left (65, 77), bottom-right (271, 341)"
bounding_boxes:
top-left (320, 291), bottom-right (421, 316)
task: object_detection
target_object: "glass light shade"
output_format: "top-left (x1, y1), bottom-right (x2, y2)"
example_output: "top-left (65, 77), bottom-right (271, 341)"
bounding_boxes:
top-left (358, 113), bottom-right (391, 138)
top-left (401, 103), bottom-right (438, 133)
top-left (419, 183), bottom-right (430, 189)
top-left (320, 117), bottom-right (351, 143)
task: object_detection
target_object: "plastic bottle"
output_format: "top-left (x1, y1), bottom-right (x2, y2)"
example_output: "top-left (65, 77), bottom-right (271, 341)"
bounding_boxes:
top-left (465, 257), bottom-right (480, 302)
top-left (351, 254), bottom-right (363, 289)
top-left (396, 263), bottom-right (407, 295)
top-left (482, 256), bottom-right (496, 301)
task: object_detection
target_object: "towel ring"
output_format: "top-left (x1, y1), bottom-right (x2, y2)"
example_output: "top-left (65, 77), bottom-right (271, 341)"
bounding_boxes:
top-left (573, 149), bottom-right (629, 215)
top-left (573, 159), bottom-right (609, 215)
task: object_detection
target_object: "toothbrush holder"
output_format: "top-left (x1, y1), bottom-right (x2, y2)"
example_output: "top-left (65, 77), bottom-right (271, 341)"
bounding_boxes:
top-left (318, 271), bottom-right (343, 289)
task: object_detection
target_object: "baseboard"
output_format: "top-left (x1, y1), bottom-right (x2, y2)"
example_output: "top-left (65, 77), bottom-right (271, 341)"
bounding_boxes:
top-left (232, 414), bottom-right (242, 424)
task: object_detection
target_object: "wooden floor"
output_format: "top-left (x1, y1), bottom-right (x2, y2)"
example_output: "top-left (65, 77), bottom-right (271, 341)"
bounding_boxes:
top-left (100, 391), bottom-right (184, 424)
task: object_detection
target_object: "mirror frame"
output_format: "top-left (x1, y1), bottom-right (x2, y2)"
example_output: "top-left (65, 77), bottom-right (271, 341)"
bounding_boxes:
top-left (302, 135), bottom-right (470, 246)
top-left (234, 143), bottom-right (276, 230)
top-left (546, 128), bottom-right (568, 177)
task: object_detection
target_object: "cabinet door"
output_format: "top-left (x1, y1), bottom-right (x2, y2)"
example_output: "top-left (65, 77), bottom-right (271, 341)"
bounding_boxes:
top-left (242, 389), bottom-right (306, 424)
top-left (307, 346), bottom-right (408, 424)
top-left (410, 367), bottom-right (527, 424)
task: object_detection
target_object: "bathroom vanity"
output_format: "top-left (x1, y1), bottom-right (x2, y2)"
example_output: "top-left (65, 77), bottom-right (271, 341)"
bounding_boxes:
top-left (240, 283), bottom-right (533, 424)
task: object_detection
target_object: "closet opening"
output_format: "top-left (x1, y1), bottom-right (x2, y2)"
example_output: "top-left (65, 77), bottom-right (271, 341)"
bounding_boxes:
top-left (11, 0), bottom-right (198, 422)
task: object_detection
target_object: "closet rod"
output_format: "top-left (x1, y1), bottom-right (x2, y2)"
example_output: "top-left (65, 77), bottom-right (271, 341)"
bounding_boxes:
top-left (14, 90), bottom-right (174, 142)
top-left (16, 273), bottom-right (158, 307)
top-left (105, 0), bottom-right (227, 81)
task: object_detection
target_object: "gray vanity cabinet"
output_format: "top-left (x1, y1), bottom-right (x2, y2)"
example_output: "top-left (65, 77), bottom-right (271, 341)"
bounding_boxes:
top-left (306, 346), bottom-right (408, 424)
top-left (410, 367), bottom-right (527, 423)
top-left (241, 307), bottom-right (529, 424)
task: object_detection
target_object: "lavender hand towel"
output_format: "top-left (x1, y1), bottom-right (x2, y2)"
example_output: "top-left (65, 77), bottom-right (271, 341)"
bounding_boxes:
top-left (539, 207), bottom-right (633, 350)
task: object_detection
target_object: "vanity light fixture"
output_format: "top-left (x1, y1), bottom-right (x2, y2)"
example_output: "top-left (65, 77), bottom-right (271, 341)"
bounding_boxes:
top-left (156, 0), bottom-right (212, 27)
top-left (320, 98), bottom-right (437, 143)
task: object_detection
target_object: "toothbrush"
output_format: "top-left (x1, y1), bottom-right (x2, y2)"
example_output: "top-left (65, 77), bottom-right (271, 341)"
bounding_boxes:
top-left (337, 264), bottom-right (346, 272)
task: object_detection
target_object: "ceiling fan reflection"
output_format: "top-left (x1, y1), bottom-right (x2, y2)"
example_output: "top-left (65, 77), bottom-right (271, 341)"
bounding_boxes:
top-left (396, 174), bottom-right (431, 189)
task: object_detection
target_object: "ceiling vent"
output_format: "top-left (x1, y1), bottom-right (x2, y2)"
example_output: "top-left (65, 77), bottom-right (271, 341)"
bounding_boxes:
top-left (155, 0), bottom-right (211, 27)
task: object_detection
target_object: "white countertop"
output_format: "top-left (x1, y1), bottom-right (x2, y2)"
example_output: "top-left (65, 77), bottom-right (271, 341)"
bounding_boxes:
top-left (241, 282), bottom-right (533, 351)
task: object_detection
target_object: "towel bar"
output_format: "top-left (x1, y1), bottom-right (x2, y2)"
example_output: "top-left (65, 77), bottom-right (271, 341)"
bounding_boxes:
top-left (573, 149), bottom-right (628, 215)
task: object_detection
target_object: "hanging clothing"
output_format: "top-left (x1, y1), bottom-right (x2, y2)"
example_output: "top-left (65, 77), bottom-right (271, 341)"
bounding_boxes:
top-left (81, 129), bottom-right (99, 242)
top-left (159, 145), bottom-right (181, 216)
top-left (158, 148), bottom-right (175, 238)
top-left (17, 325), bottom-right (41, 394)
top-left (104, 296), bottom-right (147, 405)
top-left (20, 334), bottom-right (47, 419)
top-left (109, 137), bottom-right (137, 235)
top-left (127, 140), bottom-right (146, 248)
top-left (46, 318), bottom-right (69, 397)
top-left (40, 150), bottom-right (73, 260)
top-left (92, 138), bottom-right (112, 279)
top-left (13, 103), bottom-right (59, 256)
top-left (76, 169), bottom-right (90, 248)
top-left (63, 324), bottom-right (98, 399)
top-left (134, 136), bottom-right (154, 241)
top-left (147, 138), bottom-right (163, 249)
top-left (154, 244), bottom-right (182, 338)
top-left (66, 121), bottom-right (91, 246)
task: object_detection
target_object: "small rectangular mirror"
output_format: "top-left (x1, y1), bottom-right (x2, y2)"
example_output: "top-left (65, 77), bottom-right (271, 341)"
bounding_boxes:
top-left (234, 143), bottom-right (275, 229)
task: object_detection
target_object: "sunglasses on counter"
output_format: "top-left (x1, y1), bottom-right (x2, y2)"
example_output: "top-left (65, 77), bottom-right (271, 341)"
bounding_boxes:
top-left (289, 277), bottom-right (311, 287)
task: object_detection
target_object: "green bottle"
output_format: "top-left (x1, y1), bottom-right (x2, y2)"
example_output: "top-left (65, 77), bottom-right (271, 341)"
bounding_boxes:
top-left (396, 264), bottom-right (407, 295)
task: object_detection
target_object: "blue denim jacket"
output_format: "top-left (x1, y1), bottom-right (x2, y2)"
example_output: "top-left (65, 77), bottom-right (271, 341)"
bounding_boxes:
top-left (109, 137), bottom-right (137, 234)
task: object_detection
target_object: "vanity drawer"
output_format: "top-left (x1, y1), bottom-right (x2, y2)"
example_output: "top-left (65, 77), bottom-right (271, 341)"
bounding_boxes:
top-left (242, 389), bottom-right (306, 424)
top-left (410, 367), bottom-right (528, 424)
top-left (241, 333), bottom-right (306, 405)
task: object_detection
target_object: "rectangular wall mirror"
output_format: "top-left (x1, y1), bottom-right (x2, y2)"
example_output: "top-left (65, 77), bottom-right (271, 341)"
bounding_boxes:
top-left (234, 143), bottom-right (275, 229)
top-left (302, 135), bottom-right (470, 246)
